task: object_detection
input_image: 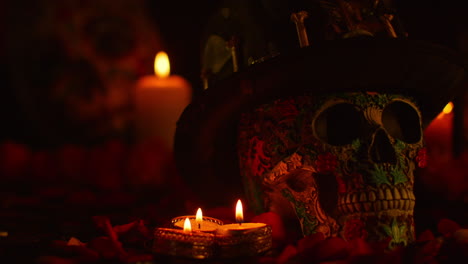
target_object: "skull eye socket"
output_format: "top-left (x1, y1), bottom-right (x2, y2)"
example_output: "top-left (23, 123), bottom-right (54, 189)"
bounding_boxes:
top-left (382, 101), bottom-right (421, 143)
top-left (314, 103), bottom-right (363, 145)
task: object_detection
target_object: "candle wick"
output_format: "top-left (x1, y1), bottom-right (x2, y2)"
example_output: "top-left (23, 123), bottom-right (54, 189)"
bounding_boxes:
top-left (198, 223), bottom-right (201, 229)
top-left (239, 222), bottom-right (242, 226)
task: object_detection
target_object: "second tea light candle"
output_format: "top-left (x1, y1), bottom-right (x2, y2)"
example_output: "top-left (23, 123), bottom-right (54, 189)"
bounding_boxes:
top-left (216, 199), bottom-right (268, 234)
top-left (215, 200), bottom-right (272, 258)
top-left (172, 208), bottom-right (224, 233)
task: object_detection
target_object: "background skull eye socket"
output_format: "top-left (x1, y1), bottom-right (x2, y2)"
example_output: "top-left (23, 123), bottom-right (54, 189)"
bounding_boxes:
top-left (315, 103), bottom-right (363, 145)
top-left (382, 101), bottom-right (421, 143)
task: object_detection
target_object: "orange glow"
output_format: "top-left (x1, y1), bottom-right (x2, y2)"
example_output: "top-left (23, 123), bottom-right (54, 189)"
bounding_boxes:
top-left (443, 102), bottom-right (454, 114)
top-left (436, 102), bottom-right (454, 119)
top-left (154, 51), bottom-right (170, 78)
top-left (235, 199), bottom-right (243, 223)
top-left (183, 217), bottom-right (192, 233)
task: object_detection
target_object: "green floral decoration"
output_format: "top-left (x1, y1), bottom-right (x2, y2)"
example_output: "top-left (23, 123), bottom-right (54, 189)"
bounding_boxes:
top-left (382, 218), bottom-right (408, 248)
top-left (282, 189), bottom-right (319, 236)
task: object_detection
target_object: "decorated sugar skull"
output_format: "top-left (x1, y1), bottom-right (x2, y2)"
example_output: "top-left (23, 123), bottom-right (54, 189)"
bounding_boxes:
top-left (237, 92), bottom-right (425, 247)
top-left (174, 38), bottom-right (466, 251)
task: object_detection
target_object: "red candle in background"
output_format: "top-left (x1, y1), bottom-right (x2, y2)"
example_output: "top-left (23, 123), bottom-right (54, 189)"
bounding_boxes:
top-left (422, 102), bottom-right (468, 200)
top-left (135, 51), bottom-right (192, 151)
top-left (424, 102), bottom-right (454, 163)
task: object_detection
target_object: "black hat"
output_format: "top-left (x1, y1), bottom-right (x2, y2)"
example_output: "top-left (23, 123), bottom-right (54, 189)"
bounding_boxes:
top-left (174, 37), bottom-right (467, 206)
top-left (175, 0), bottom-right (468, 206)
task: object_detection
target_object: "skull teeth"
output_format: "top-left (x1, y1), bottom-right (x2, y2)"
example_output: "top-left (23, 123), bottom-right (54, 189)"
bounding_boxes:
top-left (338, 187), bottom-right (415, 214)
top-left (359, 193), bottom-right (367, 202)
top-left (385, 188), bottom-right (393, 200)
top-left (400, 188), bottom-right (409, 199)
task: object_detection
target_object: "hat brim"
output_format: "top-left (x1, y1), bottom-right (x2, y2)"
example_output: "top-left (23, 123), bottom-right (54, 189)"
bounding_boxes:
top-left (174, 38), bottom-right (467, 206)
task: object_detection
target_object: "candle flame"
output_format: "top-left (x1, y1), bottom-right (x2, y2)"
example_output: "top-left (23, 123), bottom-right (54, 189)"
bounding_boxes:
top-left (196, 208), bottom-right (203, 229)
top-left (235, 199), bottom-right (243, 223)
top-left (436, 101), bottom-right (454, 119)
top-left (443, 102), bottom-right (454, 114)
top-left (183, 217), bottom-right (192, 233)
top-left (196, 208), bottom-right (203, 222)
top-left (154, 51), bottom-right (170, 78)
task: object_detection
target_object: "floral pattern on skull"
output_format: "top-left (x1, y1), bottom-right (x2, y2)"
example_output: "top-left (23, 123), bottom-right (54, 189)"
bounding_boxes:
top-left (237, 92), bottom-right (424, 248)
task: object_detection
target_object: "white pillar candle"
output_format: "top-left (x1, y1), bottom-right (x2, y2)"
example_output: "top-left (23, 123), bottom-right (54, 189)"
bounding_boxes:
top-left (134, 51), bottom-right (192, 150)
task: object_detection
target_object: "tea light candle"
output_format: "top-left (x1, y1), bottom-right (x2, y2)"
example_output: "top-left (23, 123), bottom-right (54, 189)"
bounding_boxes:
top-left (172, 208), bottom-right (224, 233)
top-left (216, 200), bottom-right (267, 235)
top-left (215, 200), bottom-right (273, 258)
top-left (134, 51), bottom-right (192, 150)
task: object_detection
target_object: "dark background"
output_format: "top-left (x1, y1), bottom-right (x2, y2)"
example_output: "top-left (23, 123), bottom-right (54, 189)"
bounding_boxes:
top-left (0, 1), bottom-right (466, 261)
top-left (1, 0), bottom-right (467, 147)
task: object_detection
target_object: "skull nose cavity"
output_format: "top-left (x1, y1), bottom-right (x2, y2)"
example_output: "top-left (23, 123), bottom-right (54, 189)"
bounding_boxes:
top-left (370, 129), bottom-right (396, 164)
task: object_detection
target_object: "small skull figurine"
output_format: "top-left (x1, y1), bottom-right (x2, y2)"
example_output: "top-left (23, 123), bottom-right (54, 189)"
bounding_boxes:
top-left (237, 92), bottom-right (426, 248)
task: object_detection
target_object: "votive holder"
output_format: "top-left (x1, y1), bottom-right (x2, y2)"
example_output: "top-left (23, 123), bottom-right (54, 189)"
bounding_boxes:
top-left (215, 224), bottom-right (273, 258)
top-left (153, 227), bottom-right (215, 259)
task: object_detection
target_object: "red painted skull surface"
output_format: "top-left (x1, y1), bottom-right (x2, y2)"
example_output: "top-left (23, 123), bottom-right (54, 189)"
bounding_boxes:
top-left (237, 92), bottom-right (425, 248)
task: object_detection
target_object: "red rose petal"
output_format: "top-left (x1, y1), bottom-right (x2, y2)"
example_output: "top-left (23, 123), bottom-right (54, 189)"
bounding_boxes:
top-left (417, 230), bottom-right (435, 242)
top-left (113, 221), bottom-right (138, 235)
top-left (297, 232), bottom-right (325, 253)
top-left (437, 218), bottom-right (461, 237)
top-left (412, 238), bottom-right (443, 264)
top-left (87, 236), bottom-right (120, 259)
top-left (67, 245), bottom-right (100, 262)
top-left (348, 237), bottom-right (374, 256)
top-left (310, 237), bottom-right (350, 261)
top-left (370, 236), bottom-right (392, 253)
top-left (276, 244), bottom-right (298, 264)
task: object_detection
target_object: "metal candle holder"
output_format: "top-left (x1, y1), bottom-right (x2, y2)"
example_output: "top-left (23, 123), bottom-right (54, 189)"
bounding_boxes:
top-left (152, 224), bottom-right (272, 259)
top-left (153, 228), bottom-right (215, 259)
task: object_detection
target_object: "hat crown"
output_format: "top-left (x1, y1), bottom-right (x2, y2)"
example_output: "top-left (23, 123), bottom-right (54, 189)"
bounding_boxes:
top-left (201, 0), bottom-right (405, 88)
